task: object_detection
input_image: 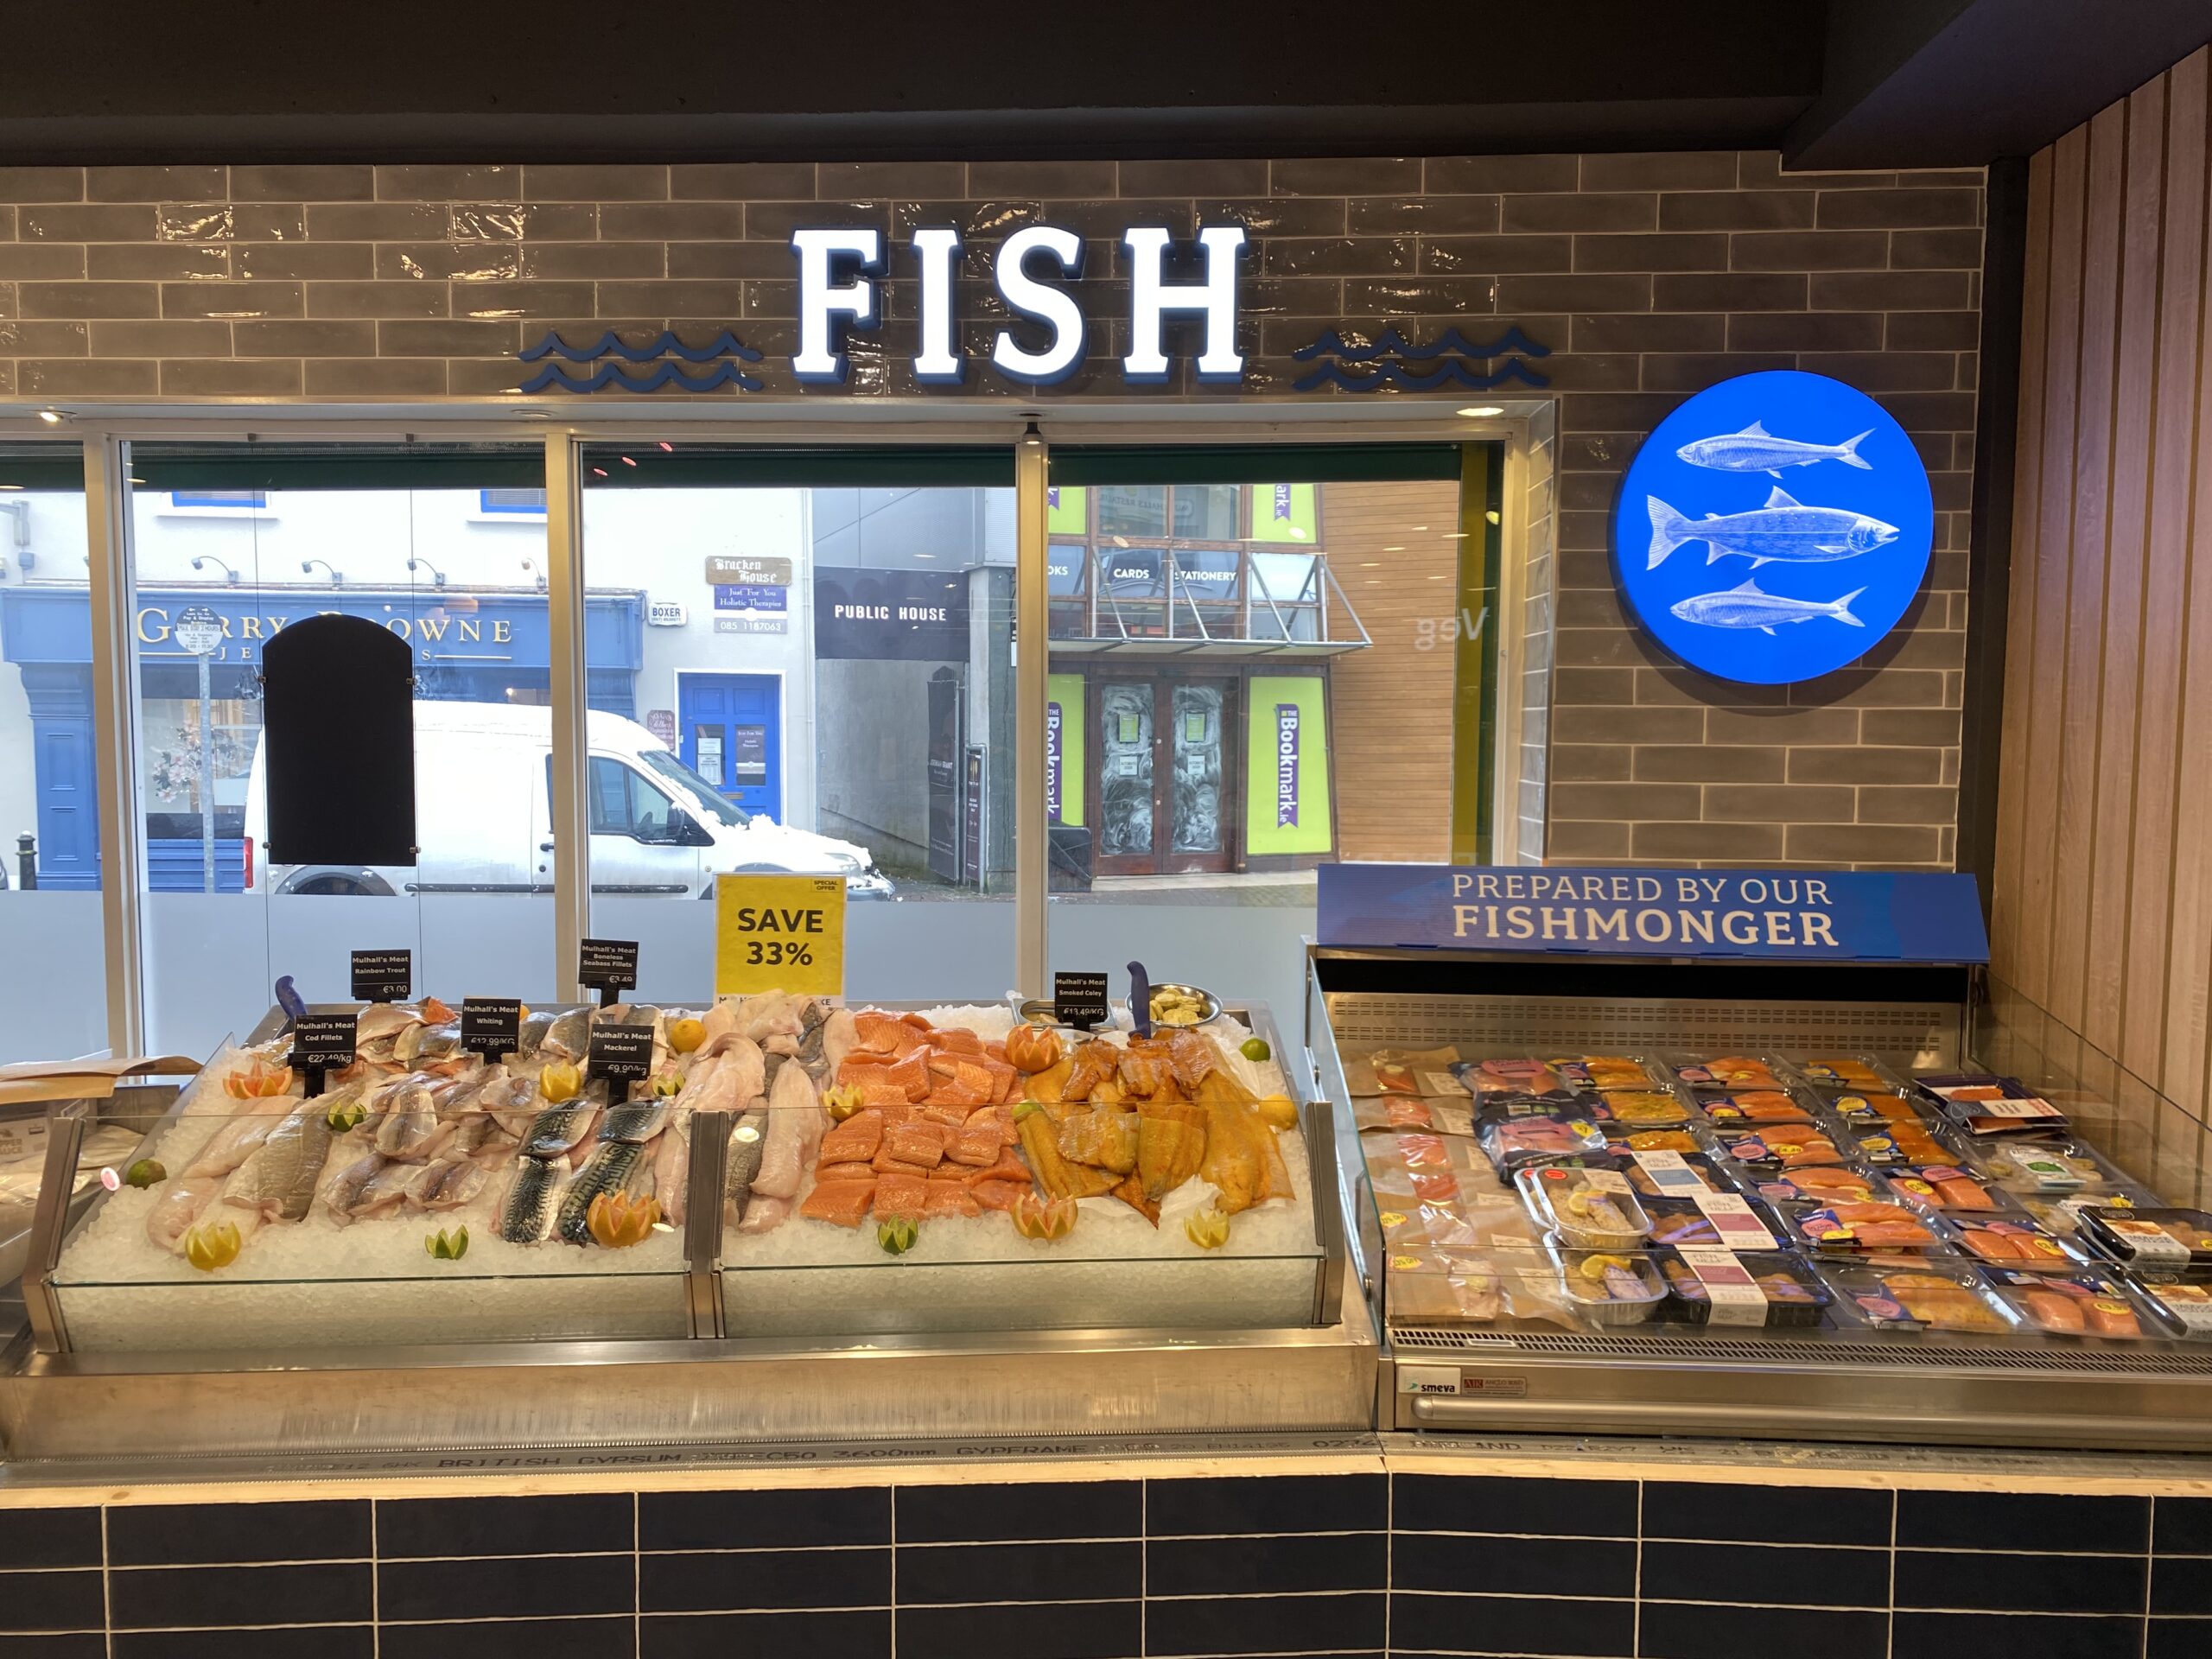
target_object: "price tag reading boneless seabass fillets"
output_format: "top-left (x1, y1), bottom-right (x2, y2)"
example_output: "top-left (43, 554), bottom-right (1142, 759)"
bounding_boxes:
top-left (715, 874), bottom-right (845, 996)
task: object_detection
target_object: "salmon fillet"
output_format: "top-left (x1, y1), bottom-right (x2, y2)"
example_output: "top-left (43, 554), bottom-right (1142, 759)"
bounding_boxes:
top-left (818, 1109), bottom-right (885, 1166)
top-left (883, 1118), bottom-right (947, 1168)
top-left (799, 1177), bottom-right (876, 1228)
top-left (923, 1179), bottom-right (981, 1218)
top-left (970, 1178), bottom-right (1032, 1211)
top-left (873, 1171), bottom-right (927, 1222)
top-left (948, 1122), bottom-right (1001, 1166)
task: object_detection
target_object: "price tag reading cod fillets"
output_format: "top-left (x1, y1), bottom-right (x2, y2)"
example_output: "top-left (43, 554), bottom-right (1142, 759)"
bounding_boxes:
top-left (715, 874), bottom-right (845, 997)
top-left (290, 1012), bottom-right (358, 1072)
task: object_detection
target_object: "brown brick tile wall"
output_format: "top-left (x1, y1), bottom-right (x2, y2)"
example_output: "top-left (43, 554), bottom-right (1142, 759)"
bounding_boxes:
top-left (0, 154), bottom-right (1981, 869)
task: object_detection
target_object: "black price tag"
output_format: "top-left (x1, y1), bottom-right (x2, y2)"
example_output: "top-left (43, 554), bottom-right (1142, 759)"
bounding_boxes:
top-left (460, 998), bottom-right (523, 1062)
top-left (290, 1012), bottom-right (358, 1071)
top-left (578, 938), bottom-right (639, 994)
top-left (351, 950), bottom-right (411, 1003)
top-left (1053, 971), bottom-right (1110, 1032)
top-left (588, 1023), bottom-right (655, 1085)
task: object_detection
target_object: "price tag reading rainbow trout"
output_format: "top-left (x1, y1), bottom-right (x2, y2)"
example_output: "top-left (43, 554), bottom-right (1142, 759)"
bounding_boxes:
top-left (588, 1023), bottom-right (655, 1085)
top-left (460, 998), bottom-right (522, 1063)
top-left (351, 949), bottom-right (411, 1003)
top-left (715, 874), bottom-right (844, 996)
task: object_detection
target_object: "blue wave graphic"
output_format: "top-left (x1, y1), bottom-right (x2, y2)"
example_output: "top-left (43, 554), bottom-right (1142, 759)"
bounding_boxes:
top-left (1292, 358), bottom-right (1551, 394)
top-left (517, 360), bottom-right (766, 395)
top-left (518, 328), bottom-right (764, 364)
top-left (1289, 325), bottom-right (1552, 364)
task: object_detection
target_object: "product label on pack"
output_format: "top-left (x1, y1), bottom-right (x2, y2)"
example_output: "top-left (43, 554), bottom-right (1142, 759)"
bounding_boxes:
top-left (460, 998), bottom-right (523, 1062)
top-left (1675, 1246), bottom-right (1770, 1325)
top-left (587, 1023), bottom-right (655, 1084)
top-left (1689, 1190), bottom-right (1778, 1250)
top-left (290, 1012), bottom-right (358, 1071)
top-left (577, 938), bottom-right (639, 995)
top-left (0, 1116), bottom-right (49, 1167)
top-left (351, 949), bottom-right (411, 1002)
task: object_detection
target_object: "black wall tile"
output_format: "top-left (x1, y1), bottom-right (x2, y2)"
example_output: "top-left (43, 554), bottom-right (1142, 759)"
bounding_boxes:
top-left (894, 1481), bottom-right (1140, 1544)
top-left (107, 1500), bottom-right (371, 1567)
top-left (640, 1485), bottom-right (887, 1551)
top-left (1146, 1591), bottom-right (1385, 1656)
top-left (1147, 1474), bottom-right (1386, 1537)
top-left (377, 1552), bottom-right (632, 1623)
top-left (1641, 1601), bottom-right (1888, 1659)
top-left (641, 1608), bottom-right (889, 1659)
top-left (1392, 1472), bottom-right (1637, 1538)
top-left (896, 1598), bottom-right (1141, 1659)
top-left (0, 1511), bottom-right (100, 1571)
top-left (2153, 1554), bottom-right (2212, 1616)
top-left (112, 1630), bottom-right (376, 1659)
top-left (2148, 1617), bottom-right (2212, 1659)
top-left (639, 1546), bottom-right (887, 1612)
top-left (376, 1492), bottom-right (632, 1558)
top-left (1148, 1532), bottom-right (1386, 1598)
top-left (1894, 1550), bottom-right (2145, 1616)
top-left (2158, 1498), bottom-right (2212, 1556)
top-left (110, 1562), bottom-right (373, 1630)
top-left (0, 1571), bottom-right (104, 1633)
top-left (1389, 1591), bottom-right (1635, 1657)
top-left (896, 1539), bottom-right (1140, 1605)
top-left (1642, 1539), bottom-right (1887, 1607)
top-left (376, 1616), bottom-right (634, 1659)
top-left (1892, 1611), bottom-right (2146, 1659)
top-left (1643, 1481), bottom-right (1893, 1546)
top-left (1897, 1489), bottom-right (2150, 1554)
top-left (1402, 1531), bottom-right (1637, 1599)
top-left (0, 1637), bottom-right (105, 1658)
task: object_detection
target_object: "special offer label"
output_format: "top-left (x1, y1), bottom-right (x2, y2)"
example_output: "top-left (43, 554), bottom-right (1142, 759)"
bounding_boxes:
top-left (715, 874), bottom-right (845, 997)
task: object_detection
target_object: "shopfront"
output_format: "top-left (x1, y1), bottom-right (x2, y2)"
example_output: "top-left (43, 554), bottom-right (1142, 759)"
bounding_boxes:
top-left (4, 66), bottom-right (2212, 1659)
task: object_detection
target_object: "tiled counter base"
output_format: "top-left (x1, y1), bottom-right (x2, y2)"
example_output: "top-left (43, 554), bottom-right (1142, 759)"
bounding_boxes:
top-left (0, 1442), bottom-right (2207, 1658)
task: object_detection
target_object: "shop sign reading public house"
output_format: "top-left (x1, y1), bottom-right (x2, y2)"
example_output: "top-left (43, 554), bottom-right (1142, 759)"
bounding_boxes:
top-left (516, 225), bottom-right (1553, 395)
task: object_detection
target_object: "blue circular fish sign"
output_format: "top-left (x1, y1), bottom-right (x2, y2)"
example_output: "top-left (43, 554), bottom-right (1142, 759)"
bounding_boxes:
top-left (1613, 370), bottom-right (1934, 684)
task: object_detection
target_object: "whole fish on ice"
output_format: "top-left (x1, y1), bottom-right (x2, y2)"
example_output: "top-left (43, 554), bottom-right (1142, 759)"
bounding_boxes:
top-left (1675, 420), bottom-right (1874, 477)
top-left (1671, 579), bottom-right (1866, 635)
top-left (1646, 486), bottom-right (1897, 569)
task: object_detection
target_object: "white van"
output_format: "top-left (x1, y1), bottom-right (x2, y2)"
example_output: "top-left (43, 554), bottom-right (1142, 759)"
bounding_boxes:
top-left (243, 701), bottom-right (893, 899)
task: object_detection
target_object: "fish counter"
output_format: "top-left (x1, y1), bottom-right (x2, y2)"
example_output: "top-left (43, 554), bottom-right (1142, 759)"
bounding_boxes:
top-left (3, 990), bottom-right (1372, 1465)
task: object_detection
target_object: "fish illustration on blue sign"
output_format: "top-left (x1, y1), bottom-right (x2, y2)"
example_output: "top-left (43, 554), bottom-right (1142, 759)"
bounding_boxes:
top-left (1675, 419), bottom-right (1874, 476)
top-left (1646, 486), bottom-right (1901, 569)
top-left (1611, 370), bottom-right (1933, 686)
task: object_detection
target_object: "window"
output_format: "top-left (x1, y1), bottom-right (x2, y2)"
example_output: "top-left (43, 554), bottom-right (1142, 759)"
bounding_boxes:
top-left (165, 489), bottom-right (269, 514)
top-left (479, 487), bottom-right (548, 517)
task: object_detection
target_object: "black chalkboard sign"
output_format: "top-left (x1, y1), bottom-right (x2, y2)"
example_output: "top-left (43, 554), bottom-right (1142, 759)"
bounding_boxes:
top-left (579, 938), bottom-right (639, 1003)
top-left (588, 1023), bottom-right (655, 1085)
top-left (291, 1012), bottom-right (358, 1070)
top-left (351, 950), bottom-right (411, 1003)
top-left (460, 998), bottom-right (522, 1062)
top-left (264, 614), bottom-right (416, 868)
top-left (1054, 971), bottom-right (1110, 1032)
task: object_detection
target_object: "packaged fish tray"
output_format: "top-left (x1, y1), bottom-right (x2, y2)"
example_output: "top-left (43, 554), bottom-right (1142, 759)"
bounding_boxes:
top-left (1644, 1197), bottom-right (1732, 1249)
top-left (1345, 1046), bottom-right (1465, 1099)
top-left (1542, 1054), bottom-right (1666, 1092)
top-left (1914, 1073), bottom-right (2071, 1137)
top-left (1371, 1183), bottom-right (1543, 1254)
top-left (1794, 1054), bottom-right (1907, 1095)
top-left (2134, 1278), bottom-right (2212, 1340)
top-left (1657, 1246), bottom-right (1831, 1328)
top-left (2075, 1206), bottom-right (2212, 1278)
top-left (1451, 1056), bottom-right (1590, 1105)
top-left (1768, 1192), bottom-right (1948, 1255)
top-left (1948, 1215), bottom-right (2090, 1274)
top-left (1817, 1259), bottom-right (2022, 1336)
top-left (1748, 1163), bottom-right (1886, 1206)
top-left (1606, 1147), bottom-right (1745, 1199)
top-left (1544, 1236), bottom-right (1668, 1325)
top-left (1885, 1163), bottom-right (2024, 1216)
top-left (1713, 1123), bottom-right (1852, 1173)
top-left (1600, 1125), bottom-right (1709, 1156)
top-left (1351, 1094), bottom-right (1478, 1138)
top-left (1822, 1088), bottom-right (1939, 1128)
top-left (1477, 1109), bottom-right (1610, 1183)
top-left (2016, 1184), bottom-right (2164, 1239)
top-left (1669, 1053), bottom-right (1792, 1095)
top-left (1385, 1248), bottom-right (1510, 1324)
top-left (1980, 1267), bottom-right (2169, 1341)
top-left (1701, 1087), bottom-right (1824, 1128)
top-left (1843, 1114), bottom-right (1960, 1170)
top-left (1967, 1136), bottom-right (2136, 1197)
top-left (1516, 1162), bottom-right (1653, 1250)
top-left (1583, 1087), bottom-right (1702, 1130)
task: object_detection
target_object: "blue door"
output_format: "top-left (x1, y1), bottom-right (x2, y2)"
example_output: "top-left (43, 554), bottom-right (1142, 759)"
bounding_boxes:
top-left (679, 673), bottom-right (782, 821)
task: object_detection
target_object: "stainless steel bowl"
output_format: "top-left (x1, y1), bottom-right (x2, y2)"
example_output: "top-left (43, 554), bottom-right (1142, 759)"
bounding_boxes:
top-left (1145, 982), bottom-right (1223, 1027)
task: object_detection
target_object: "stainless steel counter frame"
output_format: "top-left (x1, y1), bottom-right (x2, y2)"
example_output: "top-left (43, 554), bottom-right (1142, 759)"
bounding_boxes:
top-left (1306, 944), bottom-right (2212, 1453)
top-left (3, 998), bottom-right (1378, 1468)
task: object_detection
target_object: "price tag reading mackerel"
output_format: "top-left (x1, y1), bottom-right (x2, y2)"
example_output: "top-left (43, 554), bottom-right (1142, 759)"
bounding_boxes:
top-left (578, 938), bottom-right (639, 996)
top-left (588, 1022), bottom-right (655, 1085)
top-left (1054, 971), bottom-right (1111, 1032)
top-left (290, 1012), bottom-right (358, 1073)
top-left (351, 949), bottom-right (411, 1003)
top-left (459, 998), bottom-right (523, 1063)
top-left (715, 873), bottom-right (844, 996)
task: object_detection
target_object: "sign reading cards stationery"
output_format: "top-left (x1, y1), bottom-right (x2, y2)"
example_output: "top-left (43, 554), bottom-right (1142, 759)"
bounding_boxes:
top-left (715, 873), bottom-right (845, 996)
top-left (1316, 865), bottom-right (1987, 963)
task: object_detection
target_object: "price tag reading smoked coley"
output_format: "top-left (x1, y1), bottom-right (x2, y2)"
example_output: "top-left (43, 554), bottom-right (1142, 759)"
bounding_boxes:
top-left (1053, 972), bottom-right (1111, 1031)
top-left (351, 949), bottom-right (411, 1003)
top-left (587, 1023), bottom-right (656, 1086)
top-left (578, 938), bottom-right (639, 998)
top-left (715, 874), bottom-right (845, 996)
top-left (459, 998), bottom-right (523, 1063)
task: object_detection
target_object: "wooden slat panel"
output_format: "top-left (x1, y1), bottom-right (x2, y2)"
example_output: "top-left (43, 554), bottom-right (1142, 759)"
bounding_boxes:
top-left (2014, 124), bottom-right (2091, 1014)
top-left (2084, 79), bottom-right (2168, 1055)
top-left (2125, 50), bottom-right (2209, 1089)
top-left (2047, 104), bottom-right (2127, 1033)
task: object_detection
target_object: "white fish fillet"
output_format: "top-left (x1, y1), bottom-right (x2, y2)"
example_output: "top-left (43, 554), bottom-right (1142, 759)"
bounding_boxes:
top-left (651, 1106), bottom-right (690, 1227)
top-left (821, 1008), bottom-right (858, 1077)
top-left (735, 1193), bottom-right (790, 1234)
top-left (748, 1058), bottom-right (821, 1201)
top-left (145, 1173), bottom-right (220, 1251)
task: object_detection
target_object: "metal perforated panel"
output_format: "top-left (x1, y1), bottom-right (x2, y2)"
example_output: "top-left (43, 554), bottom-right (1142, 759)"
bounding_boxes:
top-left (1324, 990), bottom-right (1959, 1071)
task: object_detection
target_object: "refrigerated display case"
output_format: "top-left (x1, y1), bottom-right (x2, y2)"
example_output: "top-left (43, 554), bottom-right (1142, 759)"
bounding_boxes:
top-left (1306, 935), bottom-right (2212, 1452)
top-left (2, 992), bottom-right (1372, 1466)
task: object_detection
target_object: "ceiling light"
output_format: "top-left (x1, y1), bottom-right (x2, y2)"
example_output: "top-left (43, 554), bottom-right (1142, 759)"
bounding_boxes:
top-left (658, 441), bottom-right (673, 452)
top-left (1485, 510), bottom-right (1502, 524)
top-left (1457, 405), bottom-right (1503, 418)
top-left (0, 485), bottom-right (21, 492)
top-left (35, 410), bottom-right (62, 425)
top-left (1357, 561), bottom-right (1382, 568)
top-left (1383, 545), bottom-right (1404, 551)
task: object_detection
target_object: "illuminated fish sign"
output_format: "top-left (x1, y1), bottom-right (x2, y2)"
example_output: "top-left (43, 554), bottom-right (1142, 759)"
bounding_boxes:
top-left (1613, 370), bottom-right (1933, 686)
